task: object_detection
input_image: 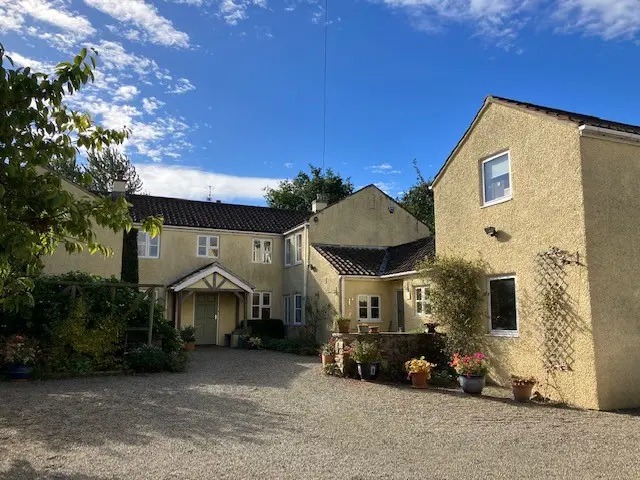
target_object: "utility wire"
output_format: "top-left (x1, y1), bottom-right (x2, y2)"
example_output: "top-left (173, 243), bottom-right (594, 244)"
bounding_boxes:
top-left (321, 0), bottom-right (328, 168)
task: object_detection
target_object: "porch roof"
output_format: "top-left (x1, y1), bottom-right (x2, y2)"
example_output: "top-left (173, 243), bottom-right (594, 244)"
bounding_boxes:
top-left (168, 262), bottom-right (255, 293)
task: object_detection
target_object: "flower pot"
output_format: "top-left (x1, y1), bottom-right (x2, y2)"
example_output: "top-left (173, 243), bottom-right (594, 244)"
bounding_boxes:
top-left (183, 342), bottom-right (196, 352)
top-left (458, 375), bottom-right (485, 394)
top-left (8, 364), bottom-right (33, 381)
top-left (357, 361), bottom-right (381, 381)
top-left (321, 354), bottom-right (335, 367)
top-left (337, 321), bottom-right (350, 334)
top-left (368, 325), bottom-right (379, 334)
top-left (357, 324), bottom-right (369, 334)
top-left (512, 383), bottom-right (534, 402)
top-left (410, 372), bottom-right (428, 389)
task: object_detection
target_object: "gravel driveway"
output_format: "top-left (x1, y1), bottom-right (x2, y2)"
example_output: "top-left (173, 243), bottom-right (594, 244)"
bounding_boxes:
top-left (1, 348), bottom-right (639, 479)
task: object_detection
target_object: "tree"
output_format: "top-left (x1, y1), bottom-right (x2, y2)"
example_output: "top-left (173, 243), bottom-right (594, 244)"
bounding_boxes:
top-left (265, 165), bottom-right (354, 211)
top-left (0, 45), bottom-right (161, 311)
top-left (86, 147), bottom-right (143, 195)
top-left (398, 159), bottom-right (434, 234)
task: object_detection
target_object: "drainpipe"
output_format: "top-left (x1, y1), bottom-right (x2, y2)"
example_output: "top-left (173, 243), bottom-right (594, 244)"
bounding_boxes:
top-left (302, 222), bottom-right (310, 323)
top-left (340, 275), bottom-right (345, 317)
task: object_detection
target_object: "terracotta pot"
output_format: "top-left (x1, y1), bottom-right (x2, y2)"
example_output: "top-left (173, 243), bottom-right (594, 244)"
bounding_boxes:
top-left (410, 372), bottom-right (428, 389)
top-left (183, 342), bottom-right (196, 352)
top-left (321, 354), bottom-right (335, 367)
top-left (357, 324), bottom-right (369, 334)
top-left (512, 383), bottom-right (534, 402)
top-left (368, 325), bottom-right (379, 334)
top-left (337, 321), bottom-right (350, 334)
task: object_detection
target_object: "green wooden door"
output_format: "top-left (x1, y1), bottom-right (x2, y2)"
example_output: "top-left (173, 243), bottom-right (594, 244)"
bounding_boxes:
top-left (194, 293), bottom-right (218, 345)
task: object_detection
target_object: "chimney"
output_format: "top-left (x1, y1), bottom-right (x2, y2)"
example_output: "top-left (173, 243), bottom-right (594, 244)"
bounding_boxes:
top-left (312, 193), bottom-right (328, 213)
top-left (112, 170), bottom-right (126, 196)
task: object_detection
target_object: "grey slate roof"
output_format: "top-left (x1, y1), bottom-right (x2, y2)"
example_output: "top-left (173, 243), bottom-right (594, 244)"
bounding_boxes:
top-left (127, 194), bottom-right (309, 234)
top-left (313, 237), bottom-right (434, 277)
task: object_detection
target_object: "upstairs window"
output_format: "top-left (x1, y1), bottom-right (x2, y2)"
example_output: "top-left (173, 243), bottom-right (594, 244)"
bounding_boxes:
top-left (294, 233), bottom-right (303, 264)
top-left (197, 235), bottom-right (219, 258)
top-left (252, 239), bottom-right (273, 264)
top-left (482, 151), bottom-right (511, 206)
top-left (489, 276), bottom-right (518, 336)
top-left (415, 286), bottom-right (432, 315)
top-left (251, 292), bottom-right (271, 320)
top-left (358, 295), bottom-right (381, 322)
top-left (138, 231), bottom-right (160, 259)
top-left (284, 237), bottom-right (293, 266)
top-left (294, 294), bottom-right (303, 324)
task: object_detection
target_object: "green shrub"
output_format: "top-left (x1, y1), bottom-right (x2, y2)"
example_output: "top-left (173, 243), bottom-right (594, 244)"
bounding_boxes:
top-left (243, 319), bottom-right (285, 339)
top-left (261, 337), bottom-right (318, 356)
top-left (349, 340), bottom-right (382, 364)
top-left (155, 321), bottom-right (183, 354)
top-left (125, 345), bottom-right (165, 373)
top-left (164, 350), bottom-right (189, 373)
top-left (180, 325), bottom-right (196, 343)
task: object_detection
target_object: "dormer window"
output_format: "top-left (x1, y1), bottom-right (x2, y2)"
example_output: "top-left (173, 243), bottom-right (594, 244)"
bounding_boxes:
top-left (482, 151), bottom-right (511, 206)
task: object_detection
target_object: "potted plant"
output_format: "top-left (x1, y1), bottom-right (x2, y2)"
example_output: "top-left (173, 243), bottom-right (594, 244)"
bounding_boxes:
top-left (368, 325), bottom-right (379, 334)
top-left (450, 352), bottom-right (489, 395)
top-left (357, 323), bottom-right (369, 334)
top-left (3, 334), bottom-right (38, 381)
top-left (511, 375), bottom-right (536, 402)
top-left (320, 338), bottom-right (335, 367)
top-left (248, 336), bottom-right (263, 350)
top-left (405, 356), bottom-right (436, 389)
top-left (350, 340), bottom-right (382, 381)
top-left (180, 326), bottom-right (196, 351)
top-left (333, 315), bottom-right (351, 334)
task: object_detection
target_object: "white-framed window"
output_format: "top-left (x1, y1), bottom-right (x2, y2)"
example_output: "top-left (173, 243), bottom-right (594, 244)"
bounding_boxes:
top-left (284, 236), bottom-right (293, 266)
top-left (482, 151), bottom-right (511, 206)
top-left (197, 235), bottom-right (219, 258)
top-left (252, 239), bottom-right (273, 264)
top-left (283, 295), bottom-right (291, 324)
top-left (415, 286), bottom-right (432, 316)
top-left (294, 232), bottom-right (303, 264)
top-left (358, 295), bottom-right (381, 322)
top-left (250, 292), bottom-right (272, 320)
top-left (488, 276), bottom-right (518, 336)
top-left (137, 231), bottom-right (160, 259)
top-left (294, 294), bottom-right (303, 324)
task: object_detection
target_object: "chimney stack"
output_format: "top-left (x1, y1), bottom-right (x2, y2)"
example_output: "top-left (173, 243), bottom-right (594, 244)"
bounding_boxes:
top-left (312, 193), bottom-right (328, 213)
top-left (112, 170), bottom-right (127, 196)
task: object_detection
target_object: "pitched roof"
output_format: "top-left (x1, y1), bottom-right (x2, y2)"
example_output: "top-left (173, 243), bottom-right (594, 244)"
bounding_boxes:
top-left (127, 194), bottom-right (309, 234)
top-left (433, 95), bottom-right (640, 186)
top-left (313, 237), bottom-right (434, 277)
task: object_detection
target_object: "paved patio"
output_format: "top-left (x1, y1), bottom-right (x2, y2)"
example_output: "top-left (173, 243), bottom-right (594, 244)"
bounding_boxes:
top-left (1, 348), bottom-right (639, 479)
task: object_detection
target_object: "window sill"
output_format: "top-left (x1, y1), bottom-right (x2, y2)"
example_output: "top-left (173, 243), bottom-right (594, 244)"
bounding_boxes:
top-left (359, 319), bottom-right (382, 323)
top-left (139, 257), bottom-right (159, 260)
top-left (487, 330), bottom-right (519, 338)
top-left (481, 196), bottom-right (512, 209)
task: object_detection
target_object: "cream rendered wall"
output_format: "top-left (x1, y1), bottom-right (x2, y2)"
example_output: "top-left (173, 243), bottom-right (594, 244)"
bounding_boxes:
top-left (306, 247), bottom-right (340, 340)
top-left (433, 102), bottom-right (598, 409)
top-left (138, 226), bottom-right (284, 320)
top-left (42, 178), bottom-right (123, 278)
top-left (308, 186), bottom-right (429, 247)
top-left (282, 225), bottom-right (306, 304)
top-left (580, 135), bottom-right (640, 410)
top-left (343, 278), bottom-right (395, 332)
top-left (402, 276), bottom-right (433, 332)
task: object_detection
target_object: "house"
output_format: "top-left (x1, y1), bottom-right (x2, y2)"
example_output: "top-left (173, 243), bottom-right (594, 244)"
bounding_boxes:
top-left (115, 185), bottom-right (433, 344)
top-left (433, 95), bottom-right (640, 410)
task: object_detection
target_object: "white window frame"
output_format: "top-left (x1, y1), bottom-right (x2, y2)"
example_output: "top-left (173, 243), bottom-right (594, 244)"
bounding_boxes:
top-left (481, 151), bottom-right (512, 207)
top-left (294, 294), bottom-right (303, 324)
top-left (252, 238), bottom-right (273, 264)
top-left (250, 292), bottom-right (272, 320)
top-left (283, 295), bottom-right (291, 324)
top-left (488, 275), bottom-right (518, 337)
top-left (196, 235), bottom-right (219, 258)
top-left (284, 236), bottom-right (293, 267)
top-left (357, 295), bottom-right (381, 322)
top-left (414, 286), bottom-right (432, 316)
top-left (294, 233), bottom-right (303, 264)
top-left (138, 231), bottom-right (160, 259)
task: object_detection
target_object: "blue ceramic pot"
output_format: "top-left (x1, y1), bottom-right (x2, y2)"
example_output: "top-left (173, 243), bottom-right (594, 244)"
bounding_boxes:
top-left (8, 364), bottom-right (33, 381)
top-left (357, 361), bottom-right (381, 381)
top-left (458, 375), bottom-right (485, 394)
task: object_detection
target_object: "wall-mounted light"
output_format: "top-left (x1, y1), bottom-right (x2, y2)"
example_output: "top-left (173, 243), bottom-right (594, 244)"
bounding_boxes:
top-left (484, 226), bottom-right (498, 238)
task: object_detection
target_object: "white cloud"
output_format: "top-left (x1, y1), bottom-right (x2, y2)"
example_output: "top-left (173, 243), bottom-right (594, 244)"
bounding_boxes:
top-left (91, 41), bottom-right (160, 76)
top-left (373, 181), bottom-right (396, 194)
top-left (284, 162), bottom-right (294, 168)
top-left (142, 97), bottom-right (165, 114)
top-left (555, 0), bottom-right (640, 40)
top-left (167, 77), bottom-right (196, 94)
top-left (5, 51), bottom-right (56, 73)
top-left (84, 0), bottom-right (190, 47)
top-left (113, 85), bottom-right (140, 102)
top-left (135, 164), bottom-right (282, 201)
top-left (368, 163), bottom-right (401, 174)
top-left (218, 0), bottom-right (268, 25)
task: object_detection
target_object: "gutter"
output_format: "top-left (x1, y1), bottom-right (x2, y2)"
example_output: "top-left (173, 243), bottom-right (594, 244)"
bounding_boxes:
top-left (579, 125), bottom-right (640, 145)
top-left (340, 275), bottom-right (345, 316)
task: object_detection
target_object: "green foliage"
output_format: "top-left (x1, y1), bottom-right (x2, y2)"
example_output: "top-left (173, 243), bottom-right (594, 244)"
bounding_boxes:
top-left (244, 319), bottom-right (285, 339)
top-left (121, 228), bottom-right (139, 284)
top-left (52, 298), bottom-right (124, 363)
top-left (86, 147), bottom-right (144, 195)
top-left (323, 363), bottom-right (341, 376)
top-left (419, 256), bottom-right (486, 355)
top-left (264, 165), bottom-right (353, 211)
top-left (349, 340), bottom-right (382, 364)
top-left (0, 45), bottom-right (162, 312)
top-left (262, 337), bottom-right (318, 356)
top-left (164, 350), bottom-right (189, 373)
top-left (304, 292), bottom-right (335, 343)
top-left (180, 325), bottom-right (196, 343)
top-left (397, 159), bottom-right (434, 233)
top-left (125, 345), bottom-right (165, 373)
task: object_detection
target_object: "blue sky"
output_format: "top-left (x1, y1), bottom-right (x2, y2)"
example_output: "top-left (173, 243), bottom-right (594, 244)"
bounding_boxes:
top-left (3, 0), bottom-right (640, 204)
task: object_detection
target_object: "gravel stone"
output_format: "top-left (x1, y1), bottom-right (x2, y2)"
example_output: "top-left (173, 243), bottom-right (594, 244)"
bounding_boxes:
top-left (1, 348), bottom-right (639, 479)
